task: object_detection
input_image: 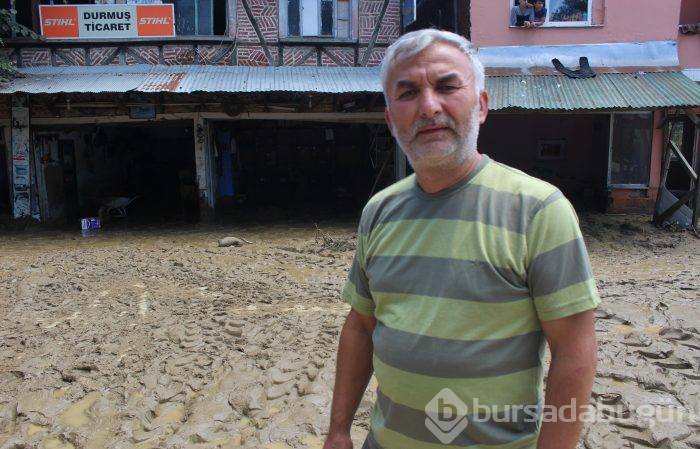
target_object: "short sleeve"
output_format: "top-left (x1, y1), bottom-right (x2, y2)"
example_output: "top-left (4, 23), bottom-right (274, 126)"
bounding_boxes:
top-left (341, 230), bottom-right (375, 316)
top-left (526, 192), bottom-right (600, 321)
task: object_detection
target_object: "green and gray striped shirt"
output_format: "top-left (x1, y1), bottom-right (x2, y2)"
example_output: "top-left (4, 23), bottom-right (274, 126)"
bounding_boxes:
top-left (342, 155), bottom-right (600, 449)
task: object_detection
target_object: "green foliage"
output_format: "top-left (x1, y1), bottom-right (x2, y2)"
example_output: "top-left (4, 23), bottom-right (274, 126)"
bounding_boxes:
top-left (0, 9), bottom-right (43, 40)
top-left (0, 36), bottom-right (20, 83)
top-left (0, 8), bottom-right (44, 82)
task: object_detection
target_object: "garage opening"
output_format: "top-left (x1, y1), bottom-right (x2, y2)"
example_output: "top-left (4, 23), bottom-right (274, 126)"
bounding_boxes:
top-left (213, 120), bottom-right (394, 218)
top-left (479, 113), bottom-right (610, 211)
top-left (34, 121), bottom-right (198, 224)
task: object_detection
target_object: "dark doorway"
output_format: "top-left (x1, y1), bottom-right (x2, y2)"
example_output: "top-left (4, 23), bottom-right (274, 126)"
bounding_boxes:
top-left (36, 121), bottom-right (199, 223)
top-left (479, 113), bottom-right (609, 211)
top-left (666, 116), bottom-right (697, 194)
top-left (213, 120), bottom-right (393, 218)
top-left (0, 128), bottom-right (10, 215)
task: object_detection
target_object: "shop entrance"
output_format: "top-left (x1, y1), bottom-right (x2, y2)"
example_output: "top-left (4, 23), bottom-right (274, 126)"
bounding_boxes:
top-left (34, 121), bottom-right (199, 223)
top-left (213, 120), bottom-right (394, 218)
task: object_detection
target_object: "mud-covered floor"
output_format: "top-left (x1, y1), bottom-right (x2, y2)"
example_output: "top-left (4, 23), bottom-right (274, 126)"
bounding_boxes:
top-left (0, 213), bottom-right (699, 449)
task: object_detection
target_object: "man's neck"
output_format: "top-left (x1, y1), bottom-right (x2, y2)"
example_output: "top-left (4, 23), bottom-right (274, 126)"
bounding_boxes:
top-left (415, 153), bottom-right (482, 194)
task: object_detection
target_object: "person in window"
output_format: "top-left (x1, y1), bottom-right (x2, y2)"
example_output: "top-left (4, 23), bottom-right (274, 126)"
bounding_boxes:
top-left (530, 0), bottom-right (547, 27)
top-left (510, 0), bottom-right (534, 27)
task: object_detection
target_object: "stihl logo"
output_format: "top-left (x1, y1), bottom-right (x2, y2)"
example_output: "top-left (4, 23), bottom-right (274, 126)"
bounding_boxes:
top-left (139, 17), bottom-right (170, 25)
top-left (44, 18), bottom-right (75, 26)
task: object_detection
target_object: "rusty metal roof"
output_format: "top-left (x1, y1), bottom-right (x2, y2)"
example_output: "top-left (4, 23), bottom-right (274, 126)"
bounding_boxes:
top-left (485, 72), bottom-right (700, 111)
top-left (2, 65), bottom-right (700, 111)
top-left (0, 65), bottom-right (383, 94)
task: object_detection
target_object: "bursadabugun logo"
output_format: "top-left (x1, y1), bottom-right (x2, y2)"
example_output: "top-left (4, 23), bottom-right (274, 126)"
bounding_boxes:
top-left (425, 388), bottom-right (469, 444)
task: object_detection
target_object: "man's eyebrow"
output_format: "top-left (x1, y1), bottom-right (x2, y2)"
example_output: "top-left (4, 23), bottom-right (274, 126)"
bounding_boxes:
top-left (436, 73), bottom-right (463, 84)
top-left (395, 79), bottom-right (417, 90)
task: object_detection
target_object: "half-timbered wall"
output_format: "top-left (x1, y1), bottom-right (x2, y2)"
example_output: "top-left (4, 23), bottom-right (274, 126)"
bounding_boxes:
top-left (5, 0), bottom-right (400, 68)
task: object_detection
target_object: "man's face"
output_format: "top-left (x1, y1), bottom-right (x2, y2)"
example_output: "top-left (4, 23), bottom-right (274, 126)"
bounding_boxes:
top-left (383, 43), bottom-right (488, 173)
top-left (534, 1), bottom-right (544, 10)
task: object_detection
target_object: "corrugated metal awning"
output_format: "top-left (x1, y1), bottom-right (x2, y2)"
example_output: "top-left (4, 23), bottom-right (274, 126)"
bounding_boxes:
top-left (2, 64), bottom-right (700, 111)
top-left (485, 72), bottom-right (700, 111)
top-left (0, 65), bottom-right (383, 94)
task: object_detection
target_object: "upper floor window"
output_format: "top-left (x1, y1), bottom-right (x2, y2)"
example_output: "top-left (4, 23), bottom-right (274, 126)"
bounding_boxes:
top-left (510, 0), bottom-right (592, 28)
top-left (161, 0), bottom-right (228, 36)
top-left (280, 0), bottom-right (355, 39)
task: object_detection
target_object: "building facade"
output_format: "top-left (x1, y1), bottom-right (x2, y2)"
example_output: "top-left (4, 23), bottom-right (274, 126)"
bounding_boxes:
top-left (2, 0), bottom-right (700, 223)
top-left (405, 0), bottom-right (700, 214)
top-left (0, 0), bottom-right (400, 223)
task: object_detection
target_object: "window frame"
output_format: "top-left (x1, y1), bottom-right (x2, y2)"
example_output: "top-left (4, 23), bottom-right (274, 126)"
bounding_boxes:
top-left (607, 112), bottom-right (654, 189)
top-left (279, 0), bottom-right (357, 41)
top-left (509, 0), bottom-right (593, 28)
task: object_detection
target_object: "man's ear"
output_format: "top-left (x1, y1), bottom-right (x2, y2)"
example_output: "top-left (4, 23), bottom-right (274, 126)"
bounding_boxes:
top-left (384, 107), bottom-right (396, 137)
top-left (478, 90), bottom-right (489, 124)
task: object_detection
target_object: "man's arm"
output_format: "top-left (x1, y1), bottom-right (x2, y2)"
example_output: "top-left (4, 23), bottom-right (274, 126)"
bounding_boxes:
top-left (537, 310), bottom-right (597, 449)
top-left (324, 309), bottom-right (377, 449)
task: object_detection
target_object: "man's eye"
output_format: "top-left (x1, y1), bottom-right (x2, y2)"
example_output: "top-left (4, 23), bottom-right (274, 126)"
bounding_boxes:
top-left (397, 90), bottom-right (417, 99)
top-left (438, 85), bottom-right (460, 93)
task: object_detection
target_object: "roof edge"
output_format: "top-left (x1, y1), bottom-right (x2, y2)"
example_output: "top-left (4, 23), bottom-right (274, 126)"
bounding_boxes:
top-left (478, 41), bottom-right (679, 70)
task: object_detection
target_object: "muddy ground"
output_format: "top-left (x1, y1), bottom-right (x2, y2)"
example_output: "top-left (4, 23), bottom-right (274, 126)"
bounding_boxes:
top-left (0, 213), bottom-right (699, 449)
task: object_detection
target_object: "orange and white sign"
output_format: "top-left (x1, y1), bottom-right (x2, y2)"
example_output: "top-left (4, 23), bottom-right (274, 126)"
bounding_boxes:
top-left (39, 5), bottom-right (175, 39)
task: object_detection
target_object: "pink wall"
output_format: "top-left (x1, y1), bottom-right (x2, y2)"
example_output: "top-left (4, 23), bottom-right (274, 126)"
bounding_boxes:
top-left (472, 0), bottom-right (682, 48)
top-left (678, 0), bottom-right (700, 69)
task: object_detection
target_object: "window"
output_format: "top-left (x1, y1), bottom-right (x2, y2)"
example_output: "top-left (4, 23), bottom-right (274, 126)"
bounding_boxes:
top-left (280, 0), bottom-right (354, 39)
top-left (608, 113), bottom-right (653, 187)
top-left (509, 0), bottom-right (592, 28)
top-left (162, 0), bottom-right (228, 36)
top-left (547, 0), bottom-right (591, 26)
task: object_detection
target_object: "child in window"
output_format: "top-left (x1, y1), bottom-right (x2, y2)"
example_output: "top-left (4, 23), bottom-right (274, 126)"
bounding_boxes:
top-left (510, 0), bottom-right (535, 27)
top-left (531, 0), bottom-right (547, 27)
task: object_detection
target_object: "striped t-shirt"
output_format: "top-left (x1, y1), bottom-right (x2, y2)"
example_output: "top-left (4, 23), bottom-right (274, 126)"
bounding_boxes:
top-left (342, 155), bottom-right (600, 449)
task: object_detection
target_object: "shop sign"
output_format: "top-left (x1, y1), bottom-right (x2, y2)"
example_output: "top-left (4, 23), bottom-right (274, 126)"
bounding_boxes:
top-left (39, 4), bottom-right (175, 39)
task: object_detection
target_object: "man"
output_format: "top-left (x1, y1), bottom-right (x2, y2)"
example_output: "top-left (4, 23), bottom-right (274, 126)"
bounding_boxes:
top-left (323, 29), bottom-right (599, 449)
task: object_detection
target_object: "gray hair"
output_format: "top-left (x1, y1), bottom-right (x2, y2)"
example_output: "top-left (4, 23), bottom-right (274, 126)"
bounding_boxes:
top-left (380, 29), bottom-right (485, 100)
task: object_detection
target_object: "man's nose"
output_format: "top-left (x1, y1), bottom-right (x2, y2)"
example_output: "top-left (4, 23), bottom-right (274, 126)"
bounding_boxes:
top-left (418, 89), bottom-right (442, 118)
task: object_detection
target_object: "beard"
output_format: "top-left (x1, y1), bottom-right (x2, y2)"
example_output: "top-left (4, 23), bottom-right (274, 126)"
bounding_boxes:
top-left (393, 105), bottom-right (481, 173)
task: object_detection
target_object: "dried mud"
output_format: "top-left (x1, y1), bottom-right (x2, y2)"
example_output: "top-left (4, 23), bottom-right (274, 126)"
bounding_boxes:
top-left (0, 214), bottom-right (699, 449)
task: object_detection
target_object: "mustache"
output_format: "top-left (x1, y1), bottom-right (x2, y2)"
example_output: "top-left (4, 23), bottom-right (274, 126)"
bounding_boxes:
top-left (412, 117), bottom-right (455, 134)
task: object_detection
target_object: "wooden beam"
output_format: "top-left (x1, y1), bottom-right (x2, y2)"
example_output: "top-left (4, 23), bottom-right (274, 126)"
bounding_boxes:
top-left (240, 0), bottom-right (275, 66)
top-left (654, 122), bottom-right (678, 225)
top-left (293, 48), bottom-right (316, 66)
top-left (53, 49), bottom-right (79, 66)
top-left (125, 47), bottom-right (147, 64)
top-left (669, 139), bottom-right (698, 182)
top-left (10, 48), bottom-right (21, 68)
top-left (685, 108), bottom-right (700, 128)
top-left (694, 181), bottom-right (700, 228)
top-left (101, 48), bottom-right (121, 66)
top-left (360, 0), bottom-right (391, 66)
top-left (320, 47), bottom-right (347, 67)
top-left (656, 189), bottom-right (696, 225)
